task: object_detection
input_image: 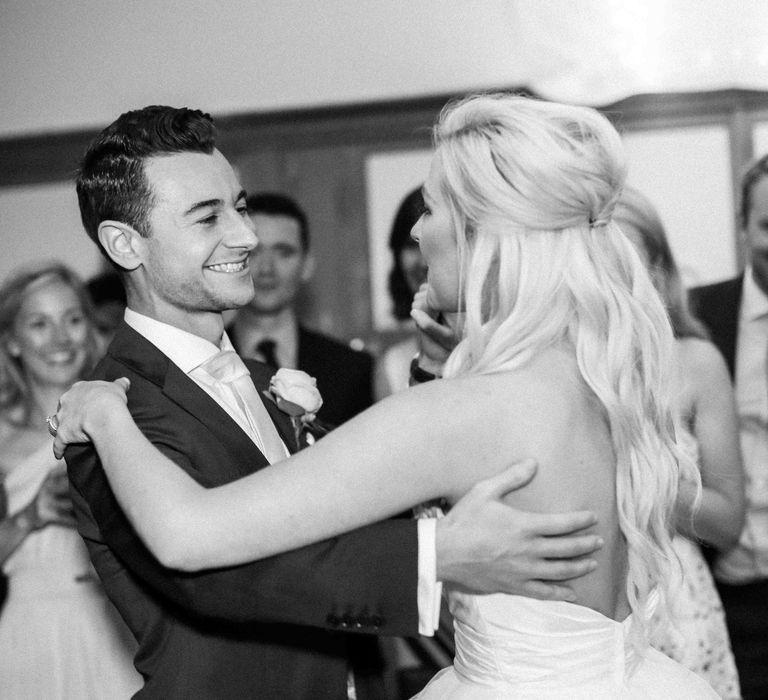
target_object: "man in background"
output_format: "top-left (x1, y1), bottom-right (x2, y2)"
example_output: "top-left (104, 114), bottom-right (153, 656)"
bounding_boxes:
top-left (86, 270), bottom-right (127, 350)
top-left (690, 153), bottom-right (768, 700)
top-left (229, 193), bottom-right (374, 427)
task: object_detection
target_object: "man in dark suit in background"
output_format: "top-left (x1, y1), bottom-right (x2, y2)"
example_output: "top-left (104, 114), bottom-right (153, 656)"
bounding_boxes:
top-left (65, 105), bottom-right (603, 700)
top-left (689, 153), bottom-right (768, 700)
top-left (229, 193), bottom-right (373, 427)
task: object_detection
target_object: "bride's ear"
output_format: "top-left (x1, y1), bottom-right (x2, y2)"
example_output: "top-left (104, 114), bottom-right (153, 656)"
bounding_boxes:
top-left (98, 222), bottom-right (143, 271)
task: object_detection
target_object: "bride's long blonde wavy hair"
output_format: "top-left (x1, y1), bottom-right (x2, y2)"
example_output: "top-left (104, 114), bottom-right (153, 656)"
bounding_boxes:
top-left (434, 94), bottom-right (698, 654)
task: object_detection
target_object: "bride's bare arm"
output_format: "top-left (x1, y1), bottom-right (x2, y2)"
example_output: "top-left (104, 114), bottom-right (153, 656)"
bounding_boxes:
top-left (55, 376), bottom-right (484, 561)
top-left (55, 378), bottom-right (601, 594)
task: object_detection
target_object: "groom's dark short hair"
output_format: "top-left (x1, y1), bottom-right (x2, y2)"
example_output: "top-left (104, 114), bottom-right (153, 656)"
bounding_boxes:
top-left (76, 106), bottom-right (216, 258)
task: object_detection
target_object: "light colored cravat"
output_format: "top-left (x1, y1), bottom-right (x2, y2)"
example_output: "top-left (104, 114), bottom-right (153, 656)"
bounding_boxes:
top-left (194, 350), bottom-right (288, 464)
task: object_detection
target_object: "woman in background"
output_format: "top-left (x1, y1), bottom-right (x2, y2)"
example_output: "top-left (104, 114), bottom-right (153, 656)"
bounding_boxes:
top-left (0, 263), bottom-right (140, 698)
top-left (615, 187), bottom-right (745, 698)
top-left (375, 186), bottom-right (429, 398)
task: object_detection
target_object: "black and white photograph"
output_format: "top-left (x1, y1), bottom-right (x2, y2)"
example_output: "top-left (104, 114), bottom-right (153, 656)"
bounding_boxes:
top-left (0, 2), bottom-right (765, 698)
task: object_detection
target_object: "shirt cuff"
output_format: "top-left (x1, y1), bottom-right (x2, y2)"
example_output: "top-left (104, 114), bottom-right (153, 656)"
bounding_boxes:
top-left (416, 517), bottom-right (442, 636)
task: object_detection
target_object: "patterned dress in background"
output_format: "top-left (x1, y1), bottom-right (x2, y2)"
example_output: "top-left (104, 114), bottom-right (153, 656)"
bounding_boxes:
top-left (649, 432), bottom-right (741, 699)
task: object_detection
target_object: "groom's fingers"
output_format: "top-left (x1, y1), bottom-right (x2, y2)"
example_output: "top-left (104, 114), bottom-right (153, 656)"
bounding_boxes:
top-left (533, 533), bottom-right (604, 560)
top-left (467, 459), bottom-right (538, 500)
top-left (527, 510), bottom-right (599, 536)
top-left (528, 556), bottom-right (598, 583)
top-left (521, 580), bottom-right (579, 602)
top-left (410, 309), bottom-right (455, 348)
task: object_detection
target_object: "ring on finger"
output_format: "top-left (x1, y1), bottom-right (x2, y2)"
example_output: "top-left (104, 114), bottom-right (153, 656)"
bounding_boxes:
top-left (45, 414), bottom-right (59, 437)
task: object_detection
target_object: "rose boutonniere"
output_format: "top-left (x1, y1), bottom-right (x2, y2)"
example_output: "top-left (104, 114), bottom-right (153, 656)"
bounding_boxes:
top-left (264, 368), bottom-right (327, 448)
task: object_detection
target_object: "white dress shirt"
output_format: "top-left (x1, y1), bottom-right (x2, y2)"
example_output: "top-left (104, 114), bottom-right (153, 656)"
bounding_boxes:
top-left (123, 309), bottom-right (439, 634)
top-left (715, 268), bottom-right (768, 583)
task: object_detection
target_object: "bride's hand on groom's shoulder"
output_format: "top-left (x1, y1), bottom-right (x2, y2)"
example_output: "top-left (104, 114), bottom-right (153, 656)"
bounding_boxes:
top-left (52, 378), bottom-right (131, 459)
top-left (435, 459), bottom-right (603, 602)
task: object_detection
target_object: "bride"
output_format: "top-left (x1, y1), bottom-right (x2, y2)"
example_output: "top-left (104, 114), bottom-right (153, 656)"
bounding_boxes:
top-left (53, 94), bottom-right (716, 697)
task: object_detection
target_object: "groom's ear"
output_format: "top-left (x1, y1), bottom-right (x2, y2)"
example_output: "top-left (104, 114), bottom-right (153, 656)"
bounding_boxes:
top-left (98, 221), bottom-right (143, 271)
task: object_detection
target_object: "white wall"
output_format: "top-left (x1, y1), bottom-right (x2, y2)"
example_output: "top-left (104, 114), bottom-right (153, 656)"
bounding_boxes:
top-left (0, 182), bottom-right (104, 284)
top-left (5, 1), bottom-right (768, 137)
top-left (2, 2), bottom-right (762, 291)
top-left (0, 0), bottom-right (524, 137)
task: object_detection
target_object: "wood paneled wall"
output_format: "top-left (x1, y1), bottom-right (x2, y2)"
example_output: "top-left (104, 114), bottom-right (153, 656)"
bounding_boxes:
top-left (3, 89), bottom-right (768, 348)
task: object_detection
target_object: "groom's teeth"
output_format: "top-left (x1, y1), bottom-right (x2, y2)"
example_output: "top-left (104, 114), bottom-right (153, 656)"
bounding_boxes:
top-left (208, 261), bottom-right (246, 272)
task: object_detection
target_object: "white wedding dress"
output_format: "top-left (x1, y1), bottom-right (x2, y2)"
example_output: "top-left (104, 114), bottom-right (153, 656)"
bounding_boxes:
top-left (413, 590), bottom-right (718, 699)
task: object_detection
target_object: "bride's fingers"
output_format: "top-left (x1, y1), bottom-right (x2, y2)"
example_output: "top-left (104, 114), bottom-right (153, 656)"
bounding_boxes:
top-left (53, 436), bottom-right (65, 460)
top-left (53, 427), bottom-right (71, 460)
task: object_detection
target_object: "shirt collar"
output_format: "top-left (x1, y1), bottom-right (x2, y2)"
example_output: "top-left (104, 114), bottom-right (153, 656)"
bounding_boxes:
top-left (741, 267), bottom-right (768, 322)
top-left (124, 308), bottom-right (235, 374)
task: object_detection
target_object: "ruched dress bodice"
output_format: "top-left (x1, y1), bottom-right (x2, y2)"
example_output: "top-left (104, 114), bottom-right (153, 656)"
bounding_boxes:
top-left (414, 591), bottom-right (718, 699)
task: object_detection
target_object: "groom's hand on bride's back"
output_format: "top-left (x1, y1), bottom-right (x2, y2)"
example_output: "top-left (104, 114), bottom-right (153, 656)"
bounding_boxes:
top-left (435, 459), bottom-right (602, 602)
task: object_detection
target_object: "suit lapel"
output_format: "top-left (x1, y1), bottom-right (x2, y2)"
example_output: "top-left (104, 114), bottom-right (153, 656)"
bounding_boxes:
top-left (718, 277), bottom-right (742, 377)
top-left (709, 277), bottom-right (741, 378)
top-left (109, 323), bottom-right (270, 469)
top-left (162, 364), bottom-right (269, 467)
top-left (261, 393), bottom-right (300, 453)
top-left (244, 358), bottom-right (300, 454)
top-left (690, 276), bottom-right (743, 380)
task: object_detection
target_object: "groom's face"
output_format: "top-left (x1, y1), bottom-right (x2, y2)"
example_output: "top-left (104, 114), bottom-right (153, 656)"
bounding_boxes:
top-left (133, 149), bottom-right (258, 330)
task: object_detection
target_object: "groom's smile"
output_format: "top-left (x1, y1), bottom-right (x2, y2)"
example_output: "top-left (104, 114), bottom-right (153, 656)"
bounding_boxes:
top-left (129, 149), bottom-right (258, 339)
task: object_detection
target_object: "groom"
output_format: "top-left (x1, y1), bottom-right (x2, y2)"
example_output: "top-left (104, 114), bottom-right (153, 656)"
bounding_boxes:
top-left (64, 105), bottom-right (602, 699)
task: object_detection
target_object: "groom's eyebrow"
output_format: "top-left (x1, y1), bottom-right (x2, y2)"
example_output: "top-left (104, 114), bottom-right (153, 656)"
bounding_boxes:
top-left (184, 198), bottom-right (223, 216)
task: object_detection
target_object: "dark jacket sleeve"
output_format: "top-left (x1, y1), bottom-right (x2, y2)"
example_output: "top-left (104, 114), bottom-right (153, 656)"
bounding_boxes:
top-left (65, 360), bottom-right (420, 637)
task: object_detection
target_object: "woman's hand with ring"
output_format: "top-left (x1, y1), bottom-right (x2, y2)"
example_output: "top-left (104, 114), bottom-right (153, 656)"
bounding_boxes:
top-left (46, 414), bottom-right (59, 437)
top-left (53, 378), bottom-right (131, 459)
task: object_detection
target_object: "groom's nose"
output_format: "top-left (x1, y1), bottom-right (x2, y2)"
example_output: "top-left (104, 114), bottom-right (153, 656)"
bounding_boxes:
top-left (227, 211), bottom-right (258, 252)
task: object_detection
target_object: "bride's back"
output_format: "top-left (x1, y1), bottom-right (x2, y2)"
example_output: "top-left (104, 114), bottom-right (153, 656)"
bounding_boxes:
top-left (442, 345), bottom-right (628, 621)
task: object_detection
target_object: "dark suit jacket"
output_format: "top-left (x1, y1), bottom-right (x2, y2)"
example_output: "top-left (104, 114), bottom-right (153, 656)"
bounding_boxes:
top-left (65, 322), bottom-right (419, 700)
top-left (229, 324), bottom-right (375, 428)
top-left (688, 275), bottom-right (743, 378)
top-left (297, 327), bottom-right (374, 427)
